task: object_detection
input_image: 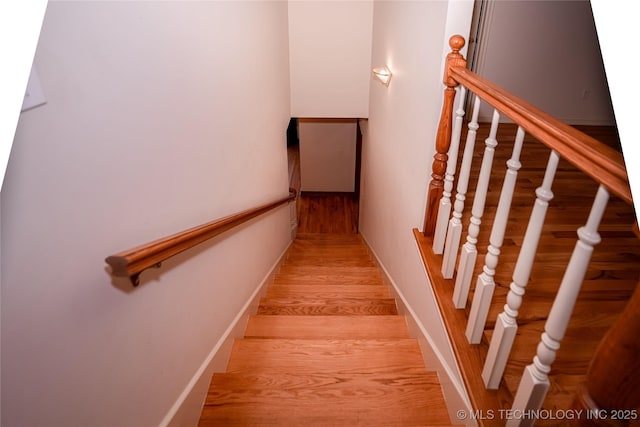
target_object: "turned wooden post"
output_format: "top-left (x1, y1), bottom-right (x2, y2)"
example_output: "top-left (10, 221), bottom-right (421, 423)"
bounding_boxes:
top-left (423, 34), bottom-right (467, 236)
top-left (569, 282), bottom-right (640, 426)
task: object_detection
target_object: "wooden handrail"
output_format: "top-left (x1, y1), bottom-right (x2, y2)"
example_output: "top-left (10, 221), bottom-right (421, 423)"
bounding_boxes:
top-left (424, 35), bottom-right (633, 236)
top-left (106, 190), bottom-right (297, 286)
top-left (449, 66), bottom-right (632, 206)
top-left (424, 35), bottom-right (467, 236)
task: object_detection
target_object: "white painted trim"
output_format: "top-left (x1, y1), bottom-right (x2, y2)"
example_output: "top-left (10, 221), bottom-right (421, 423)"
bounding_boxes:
top-left (359, 235), bottom-right (476, 426)
top-left (159, 241), bottom-right (292, 427)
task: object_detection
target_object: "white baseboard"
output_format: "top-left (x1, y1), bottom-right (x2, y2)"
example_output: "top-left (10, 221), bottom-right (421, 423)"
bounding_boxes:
top-left (359, 234), bottom-right (477, 427)
top-left (159, 242), bottom-right (291, 427)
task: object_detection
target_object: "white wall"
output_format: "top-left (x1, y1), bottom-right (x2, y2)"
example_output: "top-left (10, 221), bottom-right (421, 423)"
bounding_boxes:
top-left (591, 0), bottom-right (640, 214)
top-left (289, 0), bottom-right (373, 118)
top-left (360, 0), bottom-right (475, 419)
top-left (1, 2), bottom-right (291, 426)
top-left (299, 119), bottom-right (357, 192)
top-left (474, 0), bottom-right (615, 125)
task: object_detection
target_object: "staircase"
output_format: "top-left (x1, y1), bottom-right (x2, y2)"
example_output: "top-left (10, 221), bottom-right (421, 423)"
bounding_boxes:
top-left (198, 233), bottom-right (457, 426)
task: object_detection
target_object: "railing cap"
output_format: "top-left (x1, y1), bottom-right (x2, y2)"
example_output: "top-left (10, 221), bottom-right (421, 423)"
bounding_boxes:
top-left (449, 34), bottom-right (465, 52)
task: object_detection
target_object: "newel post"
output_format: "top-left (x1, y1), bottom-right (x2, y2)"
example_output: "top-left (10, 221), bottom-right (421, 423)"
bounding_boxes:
top-left (569, 282), bottom-right (640, 426)
top-left (424, 34), bottom-right (467, 236)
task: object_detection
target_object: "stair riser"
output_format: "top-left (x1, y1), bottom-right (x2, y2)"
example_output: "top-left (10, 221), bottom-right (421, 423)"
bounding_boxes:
top-left (283, 260), bottom-right (376, 267)
top-left (266, 285), bottom-right (390, 299)
top-left (257, 299), bottom-right (398, 316)
top-left (227, 339), bottom-right (426, 373)
top-left (199, 233), bottom-right (453, 426)
top-left (274, 277), bottom-right (384, 286)
top-left (245, 315), bottom-right (411, 339)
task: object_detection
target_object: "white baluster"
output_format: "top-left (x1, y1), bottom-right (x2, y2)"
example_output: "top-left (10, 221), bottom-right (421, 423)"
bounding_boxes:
top-left (290, 199), bottom-right (298, 239)
top-left (482, 150), bottom-right (560, 389)
top-left (433, 87), bottom-right (467, 254)
top-left (466, 126), bottom-right (525, 344)
top-left (507, 185), bottom-right (609, 427)
top-left (452, 109), bottom-right (500, 309)
top-left (442, 96), bottom-right (481, 278)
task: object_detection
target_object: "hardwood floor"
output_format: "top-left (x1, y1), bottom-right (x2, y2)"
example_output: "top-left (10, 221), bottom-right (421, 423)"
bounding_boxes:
top-left (288, 142), bottom-right (360, 234)
top-left (199, 233), bottom-right (456, 426)
top-left (287, 143), bottom-right (301, 194)
top-left (415, 123), bottom-right (640, 425)
top-left (296, 192), bottom-right (359, 234)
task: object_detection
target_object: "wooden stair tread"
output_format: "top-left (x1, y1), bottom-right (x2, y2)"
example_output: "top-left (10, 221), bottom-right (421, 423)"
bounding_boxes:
top-left (277, 265), bottom-right (382, 281)
top-left (200, 371), bottom-right (452, 426)
top-left (226, 338), bottom-right (427, 373)
top-left (282, 258), bottom-right (376, 267)
top-left (288, 243), bottom-right (371, 252)
top-left (245, 315), bottom-right (410, 339)
top-left (295, 232), bottom-right (364, 241)
top-left (288, 244), bottom-right (371, 252)
top-left (286, 254), bottom-right (375, 267)
top-left (266, 284), bottom-right (390, 298)
top-left (286, 251), bottom-right (372, 258)
top-left (285, 256), bottom-right (374, 265)
top-left (199, 232), bottom-right (453, 426)
top-left (274, 275), bottom-right (384, 286)
top-left (257, 297), bottom-right (398, 315)
top-left (286, 249), bottom-right (371, 255)
top-left (278, 264), bottom-right (381, 273)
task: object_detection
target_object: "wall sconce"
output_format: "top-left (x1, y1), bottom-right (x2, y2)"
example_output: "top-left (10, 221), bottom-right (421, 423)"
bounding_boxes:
top-left (372, 66), bottom-right (392, 86)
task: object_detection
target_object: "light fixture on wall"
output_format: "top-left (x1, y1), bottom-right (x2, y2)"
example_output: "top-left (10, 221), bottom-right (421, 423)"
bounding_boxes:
top-left (372, 66), bottom-right (392, 86)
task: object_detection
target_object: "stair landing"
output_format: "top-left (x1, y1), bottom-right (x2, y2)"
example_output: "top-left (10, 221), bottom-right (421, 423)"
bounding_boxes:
top-left (199, 233), bottom-right (458, 426)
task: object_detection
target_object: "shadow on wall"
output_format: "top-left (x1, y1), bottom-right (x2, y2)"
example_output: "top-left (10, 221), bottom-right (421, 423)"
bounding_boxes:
top-left (287, 117), bottom-right (299, 147)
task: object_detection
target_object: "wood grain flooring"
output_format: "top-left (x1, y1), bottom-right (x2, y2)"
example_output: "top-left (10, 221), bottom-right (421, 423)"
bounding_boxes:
top-left (288, 142), bottom-right (360, 234)
top-left (296, 192), bottom-right (359, 234)
top-left (415, 123), bottom-right (640, 426)
top-left (199, 233), bottom-right (457, 426)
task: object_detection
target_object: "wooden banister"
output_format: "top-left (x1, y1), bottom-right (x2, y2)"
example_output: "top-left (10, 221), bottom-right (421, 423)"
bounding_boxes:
top-left (106, 190), bottom-right (297, 286)
top-left (448, 65), bottom-right (632, 206)
top-left (420, 34), bottom-right (638, 426)
top-left (424, 35), bottom-right (632, 237)
top-left (423, 35), bottom-right (467, 236)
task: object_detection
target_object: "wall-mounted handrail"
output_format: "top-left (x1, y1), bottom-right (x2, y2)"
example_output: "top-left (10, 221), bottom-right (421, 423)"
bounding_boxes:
top-left (106, 189), bottom-right (297, 286)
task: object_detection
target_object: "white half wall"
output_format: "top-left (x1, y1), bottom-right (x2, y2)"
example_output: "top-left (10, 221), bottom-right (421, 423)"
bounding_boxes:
top-left (299, 119), bottom-right (357, 192)
top-left (1, 2), bottom-right (291, 426)
top-left (288, 0), bottom-right (373, 118)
